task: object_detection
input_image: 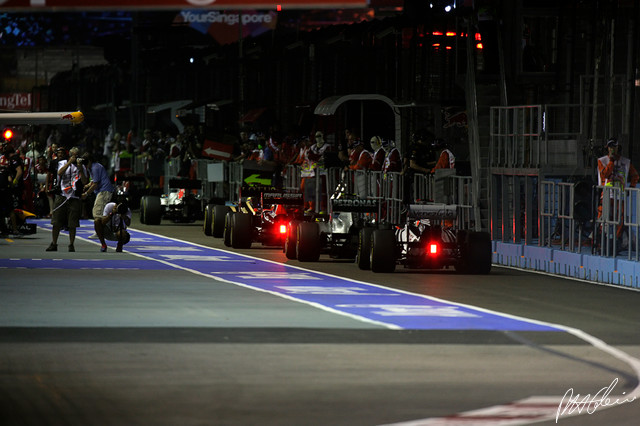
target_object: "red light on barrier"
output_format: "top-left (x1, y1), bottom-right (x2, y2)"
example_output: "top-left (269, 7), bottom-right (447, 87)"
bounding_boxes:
top-left (3, 129), bottom-right (13, 140)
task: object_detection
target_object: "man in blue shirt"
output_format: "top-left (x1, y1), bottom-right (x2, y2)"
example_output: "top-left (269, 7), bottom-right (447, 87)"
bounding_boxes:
top-left (81, 153), bottom-right (114, 225)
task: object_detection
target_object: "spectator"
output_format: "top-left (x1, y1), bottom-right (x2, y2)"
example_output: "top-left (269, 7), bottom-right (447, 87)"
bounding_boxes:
top-left (406, 131), bottom-right (435, 175)
top-left (46, 146), bottom-right (89, 252)
top-left (369, 136), bottom-right (386, 172)
top-left (346, 139), bottom-right (372, 171)
top-left (45, 145), bottom-right (63, 217)
top-left (112, 136), bottom-right (133, 177)
top-left (168, 134), bottom-right (184, 159)
top-left (140, 129), bottom-right (154, 153)
top-left (34, 156), bottom-right (50, 218)
top-left (0, 141), bottom-right (23, 236)
top-left (431, 138), bottom-right (455, 172)
top-left (382, 139), bottom-right (402, 174)
top-left (102, 127), bottom-right (116, 173)
top-left (301, 131), bottom-right (329, 212)
top-left (139, 141), bottom-right (165, 189)
top-left (19, 147), bottom-right (34, 213)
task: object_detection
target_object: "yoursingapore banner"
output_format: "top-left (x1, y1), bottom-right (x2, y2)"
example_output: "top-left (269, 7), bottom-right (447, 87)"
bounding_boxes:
top-left (174, 10), bottom-right (277, 45)
top-left (0, 0), bottom-right (367, 10)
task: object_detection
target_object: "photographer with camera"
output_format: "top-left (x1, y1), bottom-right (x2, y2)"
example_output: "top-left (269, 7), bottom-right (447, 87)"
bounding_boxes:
top-left (93, 199), bottom-right (131, 253)
top-left (46, 146), bottom-right (88, 252)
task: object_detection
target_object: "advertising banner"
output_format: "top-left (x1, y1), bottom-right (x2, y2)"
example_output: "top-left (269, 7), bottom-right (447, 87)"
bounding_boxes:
top-left (0, 93), bottom-right (31, 111)
top-left (175, 10), bottom-right (277, 45)
top-left (0, 0), bottom-right (367, 10)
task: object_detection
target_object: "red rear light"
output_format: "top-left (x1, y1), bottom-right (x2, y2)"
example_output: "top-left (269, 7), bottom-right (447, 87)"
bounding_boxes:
top-left (428, 243), bottom-right (439, 255)
top-left (279, 224), bottom-right (287, 234)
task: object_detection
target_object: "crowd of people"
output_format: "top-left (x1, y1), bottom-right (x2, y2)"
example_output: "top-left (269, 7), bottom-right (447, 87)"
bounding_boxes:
top-left (0, 121), bottom-right (457, 241)
top-left (230, 127), bottom-right (456, 211)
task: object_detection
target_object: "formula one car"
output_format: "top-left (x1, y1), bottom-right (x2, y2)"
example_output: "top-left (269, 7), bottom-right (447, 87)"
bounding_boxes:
top-left (356, 203), bottom-right (492, 274)
top-left (285, 196), bottom-right (380, 262)
top-left (207, 186), bottom-right (304, 249)
top-left (2, 209), bottom-right (37, 236)
top-left (139, 178), bottom-right (204, 225)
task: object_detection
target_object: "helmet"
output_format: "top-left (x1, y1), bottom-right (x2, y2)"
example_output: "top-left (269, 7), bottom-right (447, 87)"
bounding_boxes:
top-left (370, 136), bottom-right (382, 152)
top-left (606, 137), bottom-right (619, 147)
top-left (381, 139), bottom-right (395, 152)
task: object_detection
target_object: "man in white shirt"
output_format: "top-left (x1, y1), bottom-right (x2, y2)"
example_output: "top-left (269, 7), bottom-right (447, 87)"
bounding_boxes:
top-left (46, 147), bottom-right (88, 252)
top-left (94, 200), bottom-right (132, 253)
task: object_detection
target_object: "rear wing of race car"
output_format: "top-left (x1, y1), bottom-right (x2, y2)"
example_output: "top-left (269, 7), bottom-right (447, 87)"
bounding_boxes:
top-left (408, 204), bottom-right (458, 220)
top-left (261, 191), bottom-right (304, 206)
top-left (331, 197), bottom-right (378, 213)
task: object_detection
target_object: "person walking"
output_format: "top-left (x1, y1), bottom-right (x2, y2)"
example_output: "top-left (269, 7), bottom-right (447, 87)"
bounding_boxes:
top-left (81, 152), bottom-right (114, 237)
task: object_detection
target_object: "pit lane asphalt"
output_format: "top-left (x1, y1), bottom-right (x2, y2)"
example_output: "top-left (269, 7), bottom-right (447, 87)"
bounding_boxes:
top-left (0, 216), bottom-right (639, 426)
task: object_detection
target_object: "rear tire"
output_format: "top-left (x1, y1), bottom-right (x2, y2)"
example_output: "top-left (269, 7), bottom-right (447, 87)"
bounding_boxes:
top-left (371, 229), bottom-right (396, 273)
top-left (223, 212), bottom-right (233, 247)
top-left (356, 227), bottom-right (373, 270)
top-left (140, 195), bottom-right (162, 225)
top-left (203, 204), bottom-right (214, 236)
top-left (466, 231), bottom-right (492, 274)
top-left (230, 212), bottom-right (252, 249)
top-left (212, 205), bottom-right (230, 238)
top-left (284, 220), bottom-right (300, 259)
top-left (296, 221), bottom-right (320, 262)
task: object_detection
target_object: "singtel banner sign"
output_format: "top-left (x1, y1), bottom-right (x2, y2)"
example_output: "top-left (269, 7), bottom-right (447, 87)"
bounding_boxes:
top-left (0, 93), bottom-right (31, 111)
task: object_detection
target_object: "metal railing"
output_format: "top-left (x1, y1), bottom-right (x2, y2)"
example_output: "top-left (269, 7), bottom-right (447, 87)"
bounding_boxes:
top-left (490, 105), bottom-right (543, 168)
top-left (536, 181), bottom-right (640, 259)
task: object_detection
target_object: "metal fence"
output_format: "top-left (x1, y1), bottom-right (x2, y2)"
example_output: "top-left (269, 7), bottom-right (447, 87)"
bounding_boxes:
top-left (537, 181), bottom-right (640, 260)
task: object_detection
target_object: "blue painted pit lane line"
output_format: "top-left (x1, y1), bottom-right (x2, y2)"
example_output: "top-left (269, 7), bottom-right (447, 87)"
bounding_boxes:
top-left (0, 258), bottom-right (175, 270)
top-left (31, 220), bottom-right (561, 332)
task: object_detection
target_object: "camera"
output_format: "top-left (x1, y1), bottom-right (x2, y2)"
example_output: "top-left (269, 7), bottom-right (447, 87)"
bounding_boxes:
top-left (76, 158), bottom-right (84, 165)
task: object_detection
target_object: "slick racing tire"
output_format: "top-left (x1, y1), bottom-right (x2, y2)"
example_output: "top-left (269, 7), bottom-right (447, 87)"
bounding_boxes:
top-left (296, 221), bottom-right (320, 262)
top-left (212, 205), bottom-right (230, 238)
top-left (370, 229), bottom-right (396, 273)
top-left (230, 212), bottom-right (252, 249)
top-left (140, 195), bottom-right (162, 225)
top-left (223, 212), bottom-right (233, 247)
top-left (466, 231), bottom-right (492, 274)
top-left (284, 220), bottom-right (300, 260)
top-left (356, 227), bottom-right (373, 270)
top-left (203, 204), bottom-right (214, 236)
